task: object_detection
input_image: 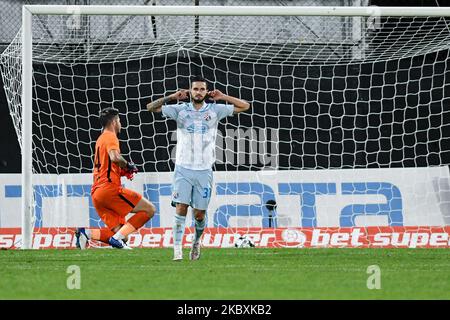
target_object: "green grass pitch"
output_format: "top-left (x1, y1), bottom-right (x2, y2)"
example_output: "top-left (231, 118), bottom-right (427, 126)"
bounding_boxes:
top-left (0, 248), bottom-right (449, 299)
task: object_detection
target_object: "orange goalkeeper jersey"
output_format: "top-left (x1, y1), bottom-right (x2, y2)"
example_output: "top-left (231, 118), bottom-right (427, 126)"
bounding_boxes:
top-left (91, 130), bottom-right (121, 192)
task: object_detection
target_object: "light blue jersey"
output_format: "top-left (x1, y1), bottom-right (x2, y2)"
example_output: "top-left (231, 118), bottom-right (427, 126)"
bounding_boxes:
top-left (162, 102), bottom-right (234, 170)
top-left (162, 101), bottom-right (234, 209)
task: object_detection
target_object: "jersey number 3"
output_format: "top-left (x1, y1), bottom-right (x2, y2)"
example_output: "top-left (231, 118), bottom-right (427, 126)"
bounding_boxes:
top-left (203, 188), bottom-right (211, 199)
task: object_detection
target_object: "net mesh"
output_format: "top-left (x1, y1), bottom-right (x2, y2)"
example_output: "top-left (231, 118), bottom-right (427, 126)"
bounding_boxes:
top-left (1, 4), bottom-right (450, 245)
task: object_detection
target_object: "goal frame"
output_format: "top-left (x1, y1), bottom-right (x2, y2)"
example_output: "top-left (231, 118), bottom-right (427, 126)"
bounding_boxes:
top-left (21, 4), bottom-right (450, 249)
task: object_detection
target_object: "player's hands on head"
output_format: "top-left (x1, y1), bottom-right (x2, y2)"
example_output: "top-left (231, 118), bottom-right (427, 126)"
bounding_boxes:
top-left (170, 89), bottom-right (189, 101)
top-left (207, 89), bottom-right (224, 101)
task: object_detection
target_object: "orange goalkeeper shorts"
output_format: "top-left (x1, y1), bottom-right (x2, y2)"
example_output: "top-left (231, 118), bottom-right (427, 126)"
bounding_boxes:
top-left (92, 185), bottom-right (143, 230)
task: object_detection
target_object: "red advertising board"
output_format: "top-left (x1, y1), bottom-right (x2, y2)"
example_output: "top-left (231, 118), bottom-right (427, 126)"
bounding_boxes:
top-left (1, 227), bottom-right (449, 249)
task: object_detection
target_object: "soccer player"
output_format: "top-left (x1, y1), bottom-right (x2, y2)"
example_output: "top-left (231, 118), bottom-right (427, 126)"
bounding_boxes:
top-left (75, 107), bottom-right (156, 249)
top-left (146, 76), bottom-right (250, 260)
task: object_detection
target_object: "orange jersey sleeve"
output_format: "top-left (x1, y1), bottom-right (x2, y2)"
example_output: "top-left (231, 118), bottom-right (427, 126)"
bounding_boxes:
top-left (92, 131), bottom-right (122, 191)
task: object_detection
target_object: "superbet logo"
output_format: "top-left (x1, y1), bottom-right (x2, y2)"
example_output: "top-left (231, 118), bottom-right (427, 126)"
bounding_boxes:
top-left (279, 229), bottom-right (307, 247)
top-left (1, 227), bottom-right (449, 249)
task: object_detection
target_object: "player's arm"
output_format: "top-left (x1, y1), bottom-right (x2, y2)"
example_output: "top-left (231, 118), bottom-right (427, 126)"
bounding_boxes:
top-left (208, 89), bottom-right (250, 114)
top-left (108, 149), bottom-right (130, 169)
top-left (146, 90), bottom-right (189, 113)
top-left (108, 149), bottom-right (138, 180)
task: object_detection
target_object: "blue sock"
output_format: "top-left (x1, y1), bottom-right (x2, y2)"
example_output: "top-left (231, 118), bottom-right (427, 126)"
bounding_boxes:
top-left (194, 218), bottom-right (206, 243)
top-left (173, 214), bottom-right (186, 246)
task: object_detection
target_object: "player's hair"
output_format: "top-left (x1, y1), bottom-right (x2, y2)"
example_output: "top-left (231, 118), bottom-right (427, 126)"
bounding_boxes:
top-left (99, 107), bottom-right (119, 128)
top-left (190, 76), bottom-right (208, 88)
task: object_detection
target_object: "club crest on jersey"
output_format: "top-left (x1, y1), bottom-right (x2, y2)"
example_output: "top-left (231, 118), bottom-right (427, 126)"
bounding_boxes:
top-left (172, 192), bottom-right (179, 199)
top-left (203, 113), bottom-right (211, 121)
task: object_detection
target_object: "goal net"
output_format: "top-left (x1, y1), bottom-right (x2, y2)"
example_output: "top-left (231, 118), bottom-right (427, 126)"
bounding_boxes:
top-left (1, 3), bottom-right (450, 249)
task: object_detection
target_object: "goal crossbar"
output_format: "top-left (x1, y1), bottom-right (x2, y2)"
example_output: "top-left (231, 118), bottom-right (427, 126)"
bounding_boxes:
top-left (23, 5), bottom-right (450, 17)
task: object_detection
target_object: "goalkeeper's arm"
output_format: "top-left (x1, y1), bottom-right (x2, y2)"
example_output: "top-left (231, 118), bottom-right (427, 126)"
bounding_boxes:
top-left (108, 149), bottom-right (136, 172)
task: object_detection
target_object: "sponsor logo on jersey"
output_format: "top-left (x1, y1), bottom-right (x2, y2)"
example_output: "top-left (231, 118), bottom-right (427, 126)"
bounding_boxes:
top-left (186, 124), bottom-right (208, 133)
top-left (203, 113), bottom-right (211, 121)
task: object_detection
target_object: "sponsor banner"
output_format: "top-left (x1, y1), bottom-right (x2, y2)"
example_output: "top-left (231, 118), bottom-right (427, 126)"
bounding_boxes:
top-left (1, 227), bottom-right (450, 249)
top-left (1, 167), bottom-right (450, 228)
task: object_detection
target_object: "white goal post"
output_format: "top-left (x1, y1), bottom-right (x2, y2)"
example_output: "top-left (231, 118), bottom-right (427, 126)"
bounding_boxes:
top-left (17, 5), bottom-right (450, 249)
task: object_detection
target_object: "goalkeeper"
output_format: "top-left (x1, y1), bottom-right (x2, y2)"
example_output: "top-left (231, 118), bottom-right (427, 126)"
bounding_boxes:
top-left (147, 76), bottom-right (250, 260)
top-left (75, 107), bottom-right (156, 249)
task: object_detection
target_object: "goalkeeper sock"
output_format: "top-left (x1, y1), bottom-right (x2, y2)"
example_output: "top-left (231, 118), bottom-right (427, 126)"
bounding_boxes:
top-left (128, 211), bottom-right (150, 230)
top-left (91, 229), bottom-right (114, 244)
top-left (173, 214), bottom-right (186, 246)
top-left (194, 218), bottom-right (206, 244)
top-left (112, 231), bottom-right (126, 241)
top-left (113, 212), bottom-right (150, 239)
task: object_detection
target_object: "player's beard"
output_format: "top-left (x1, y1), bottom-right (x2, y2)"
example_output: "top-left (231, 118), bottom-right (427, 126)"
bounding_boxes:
top-left (192, 95), bottom-right (206, 104)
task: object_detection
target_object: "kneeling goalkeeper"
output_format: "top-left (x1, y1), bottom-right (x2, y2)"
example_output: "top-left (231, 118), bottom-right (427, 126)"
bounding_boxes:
top-left (76, 107), bottom-right (156, 249)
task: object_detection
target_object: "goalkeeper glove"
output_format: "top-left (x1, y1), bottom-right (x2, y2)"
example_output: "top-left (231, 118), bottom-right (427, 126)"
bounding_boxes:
top-left (120, 161), bottom-right (138, 180)
top-left (126, 161), bottom-right (138, 174)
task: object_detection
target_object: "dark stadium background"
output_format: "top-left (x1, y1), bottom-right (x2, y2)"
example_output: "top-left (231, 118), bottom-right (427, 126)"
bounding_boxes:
top-left (0, 0), bottom-right (449, 174)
